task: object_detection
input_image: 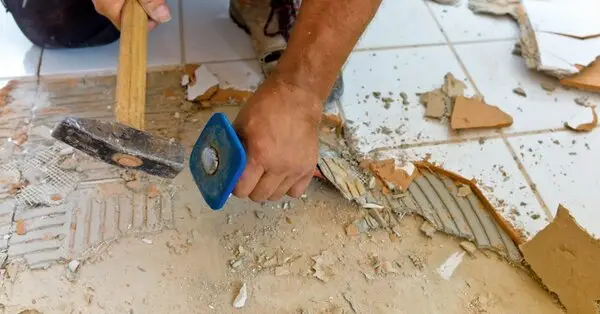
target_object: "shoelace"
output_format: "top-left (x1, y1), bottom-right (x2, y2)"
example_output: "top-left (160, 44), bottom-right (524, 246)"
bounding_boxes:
top-left (263, 0), bottom-right (297, 41)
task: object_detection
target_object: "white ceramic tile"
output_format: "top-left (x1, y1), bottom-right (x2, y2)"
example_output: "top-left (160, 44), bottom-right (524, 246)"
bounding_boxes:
top-left (340, 47), bottom-right (495, 155)
top-left (356, 0), bottom-right (445, 49)
top-left (508, 130), bottom-right (600, 237)
top-left (0, 10), bottom-right (42, 78)
top-left (41, 0), bottom-right (182, 75)
top-left (455, 41), bottom-right (600, 134)
top-left (205, 60), bottom-right (263, 90)
top-left (182, 0), bottom-right (254, 63)
top-left (383, 138), bottom-right (549, 238)
top-left (427, 0), bottom-right (519, 42)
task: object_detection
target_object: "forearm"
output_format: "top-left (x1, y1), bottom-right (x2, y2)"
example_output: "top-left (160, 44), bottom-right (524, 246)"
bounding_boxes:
top-left (274, 0), bottom-right (382, 104)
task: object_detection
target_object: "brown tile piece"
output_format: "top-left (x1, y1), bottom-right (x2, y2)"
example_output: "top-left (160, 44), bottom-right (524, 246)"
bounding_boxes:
top-left (521, 205), bottom-right (600, 314)
top-left (450, 96), bottom-right (513, 130)
top-left (560, 58), bottom-right (600, 93)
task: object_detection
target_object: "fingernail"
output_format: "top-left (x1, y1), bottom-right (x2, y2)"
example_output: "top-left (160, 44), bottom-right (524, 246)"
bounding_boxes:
top-left (152, 5), bottom-right (171, 23)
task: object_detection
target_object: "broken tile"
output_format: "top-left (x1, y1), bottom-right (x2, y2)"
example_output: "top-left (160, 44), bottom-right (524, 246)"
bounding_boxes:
top-left (451, 96), bottom-right (513, 130)
top-left (233, 283), bottom-right (248, 308)
top-left (437, 252), bottom-right (465, 280)
top-left (564, 107), bottom-right (598, 132)
top-left (455, 41), bottom-right (600, 133)
top-left (340, 46), bottom-right (482, 154)
top-left (186, 65), bottom-right (219, 102)
top-left (365, 160), bottom-right (417, 192)
top-left (560, 58), bottom-right (600, 93)
top-left (420, 221), bottom-right (436, 238)
top-left (521, 205), bottom-right (600, 314)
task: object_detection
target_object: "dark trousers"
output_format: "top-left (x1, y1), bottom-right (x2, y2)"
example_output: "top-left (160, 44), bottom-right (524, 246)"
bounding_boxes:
top-left (3, 0), bottom-right (119, 48)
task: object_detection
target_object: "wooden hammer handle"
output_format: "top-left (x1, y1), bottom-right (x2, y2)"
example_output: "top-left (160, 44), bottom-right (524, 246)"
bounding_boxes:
top-left (115, 0), bottom-right (148, 130)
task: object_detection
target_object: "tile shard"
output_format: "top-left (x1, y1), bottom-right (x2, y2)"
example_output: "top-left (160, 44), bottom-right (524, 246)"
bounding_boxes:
top-left (560, 57), bottom-right (600, 93)
top-left (365, 159), bottom-right (417, 192)
top-left (182, 64), bottom-right (254, 107)
top-left (521, 205), bottom-right (600, 314)
top-left (564, 107), bottom-right (598, 132)
top-left (185, 65), bottom-right (219, 102)
top-left (420, 73), bottom-right (466, 121)
top-left (451, 96), bottom-right (513, 130)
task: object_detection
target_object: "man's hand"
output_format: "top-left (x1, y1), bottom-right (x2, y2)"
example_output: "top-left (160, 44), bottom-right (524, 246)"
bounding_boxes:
top-left (92, 0), bottom-right (171, 30)
top-left (232, 75), bottom-right (322, 202)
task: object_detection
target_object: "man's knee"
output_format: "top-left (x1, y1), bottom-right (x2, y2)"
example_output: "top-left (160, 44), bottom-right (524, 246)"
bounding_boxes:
top-left (4, 0), bottom-right (119, 49)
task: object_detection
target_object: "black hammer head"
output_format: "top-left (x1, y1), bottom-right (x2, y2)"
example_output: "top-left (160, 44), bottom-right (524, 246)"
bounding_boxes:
top-left (51, 117), bottom-right (185, 179)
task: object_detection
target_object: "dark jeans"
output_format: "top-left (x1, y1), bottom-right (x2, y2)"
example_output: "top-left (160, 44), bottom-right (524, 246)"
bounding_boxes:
top-left (3, 0), bottom-right (119, 48)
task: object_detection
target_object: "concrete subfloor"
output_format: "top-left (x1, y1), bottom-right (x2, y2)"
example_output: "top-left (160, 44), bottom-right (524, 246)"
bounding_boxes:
top-left (1, 181), bottom-right (563, 313)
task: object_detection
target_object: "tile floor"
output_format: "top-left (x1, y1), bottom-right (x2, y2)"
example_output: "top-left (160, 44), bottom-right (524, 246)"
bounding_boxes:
top-left (1, 0), bottom-right (598, 238)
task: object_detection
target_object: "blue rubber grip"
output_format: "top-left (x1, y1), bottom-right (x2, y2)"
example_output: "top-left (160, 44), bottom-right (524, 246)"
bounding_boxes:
top-left (189, 113), bottom-right (246, 210)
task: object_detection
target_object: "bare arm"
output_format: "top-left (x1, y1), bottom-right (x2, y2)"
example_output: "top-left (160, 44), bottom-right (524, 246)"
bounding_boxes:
top-left (276, 0), bottom-right (382, 105)
top-left (232, 0), bottom-right (382, 202)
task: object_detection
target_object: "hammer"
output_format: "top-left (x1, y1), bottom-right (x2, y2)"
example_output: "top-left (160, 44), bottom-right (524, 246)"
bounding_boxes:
top-left (51, 0), bottom-right (185, 179)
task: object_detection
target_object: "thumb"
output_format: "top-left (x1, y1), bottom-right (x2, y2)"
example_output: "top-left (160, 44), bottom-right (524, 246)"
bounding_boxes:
top-left (138, 0), bottom-right (172, 24)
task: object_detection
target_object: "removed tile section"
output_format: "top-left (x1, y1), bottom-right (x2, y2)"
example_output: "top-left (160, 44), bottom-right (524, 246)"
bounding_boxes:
top-left (451, 96), bottom-right (513, 130)
top-left (521, 205), bottom-right (600, 314)
top-left (318, 141), bottom-right (523, 262)
top-left (564, 107), bottom-right (598, 132)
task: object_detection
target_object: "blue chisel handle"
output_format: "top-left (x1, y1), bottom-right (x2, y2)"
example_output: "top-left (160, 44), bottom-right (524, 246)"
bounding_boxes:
top-left (189, 113), bottom-right (247, 210)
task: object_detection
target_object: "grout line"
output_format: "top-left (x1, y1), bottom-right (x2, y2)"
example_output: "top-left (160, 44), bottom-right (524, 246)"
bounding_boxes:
top-left (353, 42), bottom-right (448, 52)
top-left (500, 135), bottom-right (553, 218)
top-left (352, 37), bottom-right (518, 54)
top-left (423, 0), bottom-right (554, 221)
top-left (451, 37), bottom-right (518, 46)
top-left (177, 0), bottom-right (186, 65)
top-left (423, 1), bottom-right (482, 95)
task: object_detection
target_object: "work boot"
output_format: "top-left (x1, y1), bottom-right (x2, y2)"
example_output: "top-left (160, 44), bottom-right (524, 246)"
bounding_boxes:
top-left (229, 0), bottom-right (344, 104)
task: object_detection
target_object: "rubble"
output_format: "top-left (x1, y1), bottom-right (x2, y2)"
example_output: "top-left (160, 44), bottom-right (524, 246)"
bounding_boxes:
top-left (420, 73), bottom-right (467, 122)
top-left (437, 252), bottom-right (465, 280)
top-left (233, 283), bottom-right (248, 308)
top-left (312, 251), bottom-right (336, 282)
top-left (512, 87), bottom-right (527, 97)
top-left (64, 259), bottom-right (81, 282)
top-left (460, 241), bottom-right (478, 255)
top-left (420, 221), bottom-right (436, 238)
top-left (540, 82), bottom-right (556, 92)
top-left (574, 96), bottom-right (595, 108)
